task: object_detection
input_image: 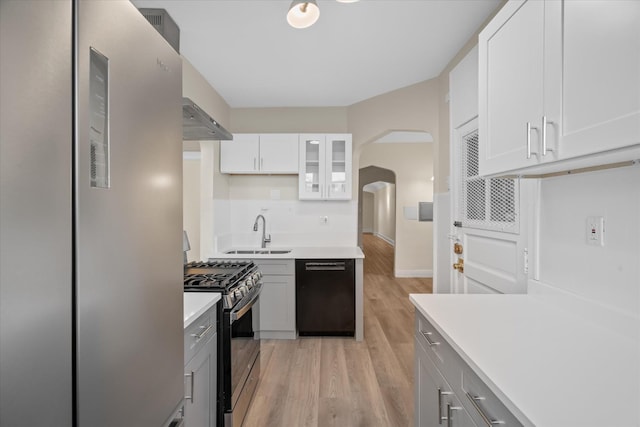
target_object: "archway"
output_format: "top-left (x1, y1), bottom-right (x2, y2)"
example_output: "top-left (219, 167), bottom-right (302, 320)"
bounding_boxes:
top-left (358, 166), bottom-right (397, 273)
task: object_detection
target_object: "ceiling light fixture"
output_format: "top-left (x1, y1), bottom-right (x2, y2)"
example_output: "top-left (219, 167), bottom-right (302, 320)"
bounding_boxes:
top-left (287, 1), bottom-right (320, 29)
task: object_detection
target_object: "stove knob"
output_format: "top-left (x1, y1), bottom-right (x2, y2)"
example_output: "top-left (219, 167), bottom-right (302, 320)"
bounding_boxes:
top-left (246, 278), bottom-right (253, 286)
top-left (234, 289), bottom-right (242, 298)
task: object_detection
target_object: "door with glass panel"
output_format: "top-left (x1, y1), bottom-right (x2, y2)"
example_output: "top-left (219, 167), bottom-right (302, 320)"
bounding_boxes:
top-left (298, 134), bottom-right (352, 200)
top-left (325, 134), bottom-right (352, 200)
top-left (299, 134), bottom-right (326, 200)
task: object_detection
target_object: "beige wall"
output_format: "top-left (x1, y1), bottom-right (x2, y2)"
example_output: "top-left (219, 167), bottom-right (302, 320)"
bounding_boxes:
top-left (374, 184), bottom-right (396, 243)
top-left (362, 192), bottom-right (374, 232)
top-left (230, 107), bottom-right (348, 133)
top-left (348, 79), bottom-right (439, 191)
top-left (182, 57), bottom-right (231, 131)
top-left (360, 143), bottom-right (433, 275)
top-left (183, 158), bottom-right (201, 262)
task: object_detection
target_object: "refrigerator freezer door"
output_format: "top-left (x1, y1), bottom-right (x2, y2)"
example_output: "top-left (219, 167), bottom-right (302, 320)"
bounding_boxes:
top-left (76, 1), bottom-right (184, 425)
top-left (0, 1), bottom-right (74, 425)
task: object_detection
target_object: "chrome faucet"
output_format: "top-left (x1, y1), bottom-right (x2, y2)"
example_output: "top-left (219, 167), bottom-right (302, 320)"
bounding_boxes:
top-left (253, 214), bottom-right (271, 248)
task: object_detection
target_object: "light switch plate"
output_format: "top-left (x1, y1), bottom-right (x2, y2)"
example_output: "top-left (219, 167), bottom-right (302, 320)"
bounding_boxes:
top-left (586, 216), bottom-right (604, 246)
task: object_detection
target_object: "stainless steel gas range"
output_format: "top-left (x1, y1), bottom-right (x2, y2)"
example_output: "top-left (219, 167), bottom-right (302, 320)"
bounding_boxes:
top-left (184, 260), bottom-right (263, 427)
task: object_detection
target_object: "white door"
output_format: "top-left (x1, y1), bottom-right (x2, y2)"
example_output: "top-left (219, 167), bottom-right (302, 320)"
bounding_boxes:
top-left (451, 118), bottom-right (530, 294)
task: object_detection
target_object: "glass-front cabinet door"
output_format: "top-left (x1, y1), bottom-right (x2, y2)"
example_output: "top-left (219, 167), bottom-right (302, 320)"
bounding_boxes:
top-left (298, 134), bottom-right (352, 200)
top-left (298, 134), bottom-right (326, 200)
top-left (325, 134), bottom-right (352, 200)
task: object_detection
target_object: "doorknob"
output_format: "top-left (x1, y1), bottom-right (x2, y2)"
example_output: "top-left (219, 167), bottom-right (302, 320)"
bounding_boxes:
top-left (453, 243), bottom-right (463, 255)
top-left (452, 258), bottom-right (464, 273)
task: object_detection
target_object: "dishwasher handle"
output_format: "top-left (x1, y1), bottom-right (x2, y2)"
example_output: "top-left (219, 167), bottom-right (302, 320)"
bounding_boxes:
top-left (305, 262), bottom-right (346, 271)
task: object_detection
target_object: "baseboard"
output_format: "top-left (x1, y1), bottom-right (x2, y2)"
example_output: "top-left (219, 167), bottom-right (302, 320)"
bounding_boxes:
top-left (373, 232), bottom-right (395, 246)
top-left (395, 269), bottom-right (433, 278)
top-left (362, 228), bottom-right (374, 234)
top-left (254, 331), bottom-right (297, 340)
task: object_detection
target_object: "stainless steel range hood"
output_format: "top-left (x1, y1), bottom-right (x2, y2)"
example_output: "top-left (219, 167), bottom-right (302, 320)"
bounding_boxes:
top-left (182, 97), bottom-right (233, 141)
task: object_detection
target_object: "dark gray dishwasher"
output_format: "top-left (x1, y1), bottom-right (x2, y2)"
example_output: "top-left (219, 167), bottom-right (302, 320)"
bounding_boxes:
top-left (295, 259), bottom-right (355, 336)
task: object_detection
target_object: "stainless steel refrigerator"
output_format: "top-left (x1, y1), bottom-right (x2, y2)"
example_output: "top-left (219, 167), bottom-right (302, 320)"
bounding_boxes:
top-left (0, 1), bottom-right (184, 426)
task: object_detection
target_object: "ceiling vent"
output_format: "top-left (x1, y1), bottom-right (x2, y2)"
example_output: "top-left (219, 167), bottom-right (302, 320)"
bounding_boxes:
top-left (138, 8), bottom-right (180, 54)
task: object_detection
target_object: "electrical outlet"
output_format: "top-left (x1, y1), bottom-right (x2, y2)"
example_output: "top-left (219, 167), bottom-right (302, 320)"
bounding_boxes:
top-left (586, 216), bottom-right (604, 246)
top-left (319, 216), bottom-right (328, 224)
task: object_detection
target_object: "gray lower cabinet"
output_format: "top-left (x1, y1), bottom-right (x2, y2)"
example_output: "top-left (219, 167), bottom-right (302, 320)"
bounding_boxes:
top-left (253, 259), bottom-right (296, 339)
top-left (184, 304), bottom-right (217, 427)
top-left (415, 311), bottom-right (522, 427)
top-left (416, 339), bottom-right (476, 427)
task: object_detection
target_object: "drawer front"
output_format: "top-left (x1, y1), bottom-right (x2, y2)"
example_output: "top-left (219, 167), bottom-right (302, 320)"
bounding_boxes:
top-left (184, 307), bottom-right (216, 365)
top-left (461, 366), bottom-right (523, 427)
top-left (416, 339), bottom-right (476, 427)
top-left (415, 313), bottom-right (462, 391)
top-left (254, 259), bottom-right (294, 275)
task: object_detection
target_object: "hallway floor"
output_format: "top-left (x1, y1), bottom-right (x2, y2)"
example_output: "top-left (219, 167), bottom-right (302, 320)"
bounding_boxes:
top-left (242, 234), bottom-right (433, 427)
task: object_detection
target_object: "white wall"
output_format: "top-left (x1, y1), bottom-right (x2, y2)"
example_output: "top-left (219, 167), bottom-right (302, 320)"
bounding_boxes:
top-left (183, 156), bottom-right (201, 261)
top-left (216, 199), bottom-right (357, 251)
top-left (373, 184), bottom-right (396, 245)
top-left (537, 165), bottom-right (640, 317)
top-left (362, 192), bottom-right (374, 233)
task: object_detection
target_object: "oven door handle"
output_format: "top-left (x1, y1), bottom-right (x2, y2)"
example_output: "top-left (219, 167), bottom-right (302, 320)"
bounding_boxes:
top-left (230, 288), bottom-right (261, 323)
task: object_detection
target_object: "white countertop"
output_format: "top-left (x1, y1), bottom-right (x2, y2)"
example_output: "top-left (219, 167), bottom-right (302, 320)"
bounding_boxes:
top-left (209, 246), bottom-right (365, 260)
top-left (410, 293), bottom-right (640, 427)
top-left (183, 293), bottom-right (221, 329)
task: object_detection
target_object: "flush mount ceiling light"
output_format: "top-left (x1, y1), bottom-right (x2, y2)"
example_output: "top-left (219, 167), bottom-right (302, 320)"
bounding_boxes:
top-left (287, 0), bottom-right (359, 29)
top-left (287, 1), bottom-right (320, 29)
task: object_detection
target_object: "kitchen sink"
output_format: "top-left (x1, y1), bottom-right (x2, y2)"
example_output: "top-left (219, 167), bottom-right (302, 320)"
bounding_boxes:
top-left (224, 249), bottom-right (291, 255)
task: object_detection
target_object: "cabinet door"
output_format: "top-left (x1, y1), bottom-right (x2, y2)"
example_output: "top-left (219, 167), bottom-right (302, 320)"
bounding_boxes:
top-left (258, 275), bottom-right (295, 332)
top-left (220, 134), bottom-right (259, 173)
top-left (298, 134), bottom-right (326, 200)
top-left (479, 0), bottom-right (545, 176)
top-left (258, 134), bottom-right (299, 173)
top-left (184, 333), bottom-right (217, 427)
top-left (558, 0), bottom-right (640, 158)
top-left (415, 341), bottom-right (476, 427)
top-left (325, 134), bottom-right (352, 200)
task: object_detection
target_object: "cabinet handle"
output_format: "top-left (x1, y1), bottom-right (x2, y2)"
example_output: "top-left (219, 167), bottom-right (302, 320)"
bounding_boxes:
top-left (185, 371), bottom-right (194, 403)
top-left (191, 324), bottom-right (213, 341)
top-left (438, 388), bottom-right (453, 425)
top-left (447, 404), bottom-right (463, 427)
top-left (260, 157), bottom-right (264, 170)
top-left (465, 392), bottom-right (505, 425)
top-left (542, 115), bottom-right (555, 156)
top-left (526, 122), bottom-right (539, 159)
top-left (253, 157), bottom-right (257, 170)
top-left (420, 330), bottom-right (440, 346)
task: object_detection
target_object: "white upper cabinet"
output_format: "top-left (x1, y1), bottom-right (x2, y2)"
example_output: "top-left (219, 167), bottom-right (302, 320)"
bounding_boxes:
top-left (479, 0), bottom-right (640, 176)
top-left (220, 133), bottom-right (259, 173)
top-left (220, 133), bottom-right (299, 174)
top-left (298, 134), bottom-right (352, 200)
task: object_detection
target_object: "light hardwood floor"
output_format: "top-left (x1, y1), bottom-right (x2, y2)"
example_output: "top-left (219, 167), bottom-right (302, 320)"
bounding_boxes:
top-left (242, 234), bottom-right (433, 427)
